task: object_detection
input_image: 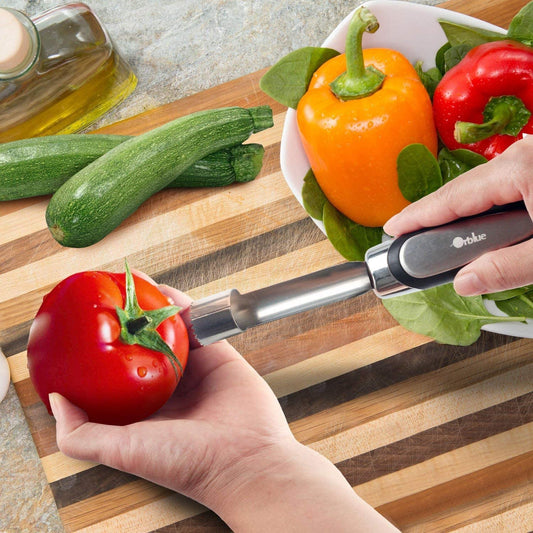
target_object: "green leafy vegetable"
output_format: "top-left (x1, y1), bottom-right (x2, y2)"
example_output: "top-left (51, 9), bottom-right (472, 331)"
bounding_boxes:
top-left (507, 1), bottom-right (533, 46)
top-left (484, 285), bottom-right (533, 301)
top-left (438, 20), bottom-right (505, 48)
top-left (382, 284), bottom-right (527, 346)
top-left (397, 144), bottom-right (442, 202)
top-left (259, 47), bottom-right (339, 109)
top-left (414, 62), bottom-right (442, 98)
top-left (494, 290), bottom-right (533, 319)
top-left (485, 285), bottom-right (533, 319)
top-left (438, 147), bottom-right (487, 184)
top-left (443, 44), bottom-right (472, 71)
top-left (302, 169), bottom-right (328, 220)
top-left (323, 201), bottom-right (382, 261)
top-left (435, 42), bottom-right (452, 75)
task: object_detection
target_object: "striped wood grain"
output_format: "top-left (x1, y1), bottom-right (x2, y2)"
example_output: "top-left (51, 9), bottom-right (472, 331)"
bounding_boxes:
top-left (2, 0), bottom-right (532, 531)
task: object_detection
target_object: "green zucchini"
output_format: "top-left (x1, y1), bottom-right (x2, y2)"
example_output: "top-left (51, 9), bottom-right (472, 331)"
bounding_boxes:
top-left (0, 134), bottom-right (129, 200)
top-left (46, 105), bottom-right (273, 248)
top-left (170, 143), bottom-right (264, 187)
top-left (0, 134), bottom-right (265, 200)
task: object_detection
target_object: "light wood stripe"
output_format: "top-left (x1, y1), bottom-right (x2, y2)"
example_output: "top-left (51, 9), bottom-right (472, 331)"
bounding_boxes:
top-left (37, 345), bottom-right (530, 486)
top-left (309, 362), bottom-right (532, 463)
top-left (295, 344), bottom-right (532, 453)
top-left (188, 238), bottom-right (342, 300)
top-left (0, 171), bottom-right (292, 304)
top-left (7, 350), bottom-right (27, 383)
top-left (41, 453), bottom-right (97, 485)
top-left (355, 423), bottom-right (533, 509)
top-left (450, 502), bottom-right (533, 533)
top-left (264, 326), bottom-right (430, 398)
top-left (57, 479), bottom-right (199, 532)
top-left (0, 199), bottom-right (49, 245)
top-left (57, 423), bottom-right (533, 532)
top-left (405, 483), bottom-right (532, 532)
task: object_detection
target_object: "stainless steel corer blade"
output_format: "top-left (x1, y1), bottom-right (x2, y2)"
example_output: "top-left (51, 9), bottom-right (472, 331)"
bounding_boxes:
top-left (180, 202), bottom-right (533, 348)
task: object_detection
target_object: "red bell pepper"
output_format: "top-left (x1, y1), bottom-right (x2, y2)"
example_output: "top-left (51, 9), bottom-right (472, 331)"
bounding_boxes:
top-left (433, 40), bottom-right (533, 159)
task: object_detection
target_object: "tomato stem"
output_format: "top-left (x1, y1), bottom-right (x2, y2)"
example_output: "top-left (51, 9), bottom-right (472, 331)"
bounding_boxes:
top-left (126, 315), bottom-right (150, 335)
top-left (116, 261), bottom-right (183, 378)
top-left (329, 6), bottom-right (385, 101)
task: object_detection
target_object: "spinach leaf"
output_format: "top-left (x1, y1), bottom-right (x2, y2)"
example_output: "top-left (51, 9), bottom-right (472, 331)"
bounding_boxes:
top-left (259, 47), bottom-right (339, 109)
top-left (507, 1), bottom-right (533, 46)
top-left (438, 20), bottom-right (505, 48)
top-left (302, 168), bottom-right (328, 220)
top-left (443, 44), bottom-right (472, 71)
top-left (438, 147), bottom-right (487, 183)
top-left (484, 285), bottom-right (533, 301)
top-left (414, 62), bottom-right (441, 98)
top-left (435, 42), bottom-right (451, 75)
top-left (323, 201), bottom-right (382, 261)
top-left (397, 144), bottom-right (442, 202)
top-left (382, 284), bottom-right (526, 346)
top-left (494, 290), bottom-right (533, 319)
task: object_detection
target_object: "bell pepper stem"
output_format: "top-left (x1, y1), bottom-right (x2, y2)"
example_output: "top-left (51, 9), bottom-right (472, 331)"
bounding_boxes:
top-left (329, 6), bottom-right (385, 101)
top-left (455, 95), bottom-right (531, 144)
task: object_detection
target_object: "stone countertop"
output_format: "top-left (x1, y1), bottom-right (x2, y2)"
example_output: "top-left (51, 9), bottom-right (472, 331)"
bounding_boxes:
top-left (0, 0), bottom-right (439, 530)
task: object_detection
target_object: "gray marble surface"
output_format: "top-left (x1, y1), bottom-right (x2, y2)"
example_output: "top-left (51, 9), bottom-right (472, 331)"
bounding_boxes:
top-left (0, 0), bottom-right (440, 531)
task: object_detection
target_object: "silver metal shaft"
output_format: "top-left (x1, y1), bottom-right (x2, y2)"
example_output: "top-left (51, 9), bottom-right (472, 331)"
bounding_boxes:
top-left (184, 262), bottom-right (372, 347)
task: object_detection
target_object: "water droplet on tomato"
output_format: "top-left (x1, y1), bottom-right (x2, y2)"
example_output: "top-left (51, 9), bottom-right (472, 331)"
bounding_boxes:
top-left (137, 366), bottom-right (147, 378)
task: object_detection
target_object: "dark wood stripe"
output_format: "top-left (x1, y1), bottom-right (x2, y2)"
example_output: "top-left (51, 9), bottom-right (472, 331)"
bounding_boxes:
top-left (337, 392), bottom-right (533, 486)
top-left (51, 465), bottom-right (138, 509)
top-left (2, 322), bottom-right (31, 356)
top-left (279, 331), bottom-right (514, 424)
top-left (378, 451), bottom-right (533, 530)
top-left (46, 370), bottom-right (530, 510)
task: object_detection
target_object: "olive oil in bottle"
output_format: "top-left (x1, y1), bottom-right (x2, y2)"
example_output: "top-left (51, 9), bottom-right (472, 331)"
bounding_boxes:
top-left (0, 3), bottom-right (137, 142)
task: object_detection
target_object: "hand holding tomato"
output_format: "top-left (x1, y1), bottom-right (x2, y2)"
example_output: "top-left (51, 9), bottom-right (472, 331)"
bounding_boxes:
top-left (27, 263), bottom-right (189, 425)
top-left (48, 279), bottom-right (398, 532)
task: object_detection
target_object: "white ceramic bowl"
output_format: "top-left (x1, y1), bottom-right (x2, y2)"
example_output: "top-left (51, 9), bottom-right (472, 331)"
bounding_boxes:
top-left (280, 0), bottom-right (533, 339)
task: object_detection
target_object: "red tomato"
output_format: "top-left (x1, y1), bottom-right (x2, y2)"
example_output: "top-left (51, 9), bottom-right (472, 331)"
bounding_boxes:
top-left (27, 269), bottom-right (189, 425)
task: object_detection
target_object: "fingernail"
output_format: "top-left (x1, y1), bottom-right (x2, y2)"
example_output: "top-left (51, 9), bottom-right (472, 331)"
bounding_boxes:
top-left (49, 393), bottom-right (63, 419)
top-left (454, 271), bottom-right (486, 296)
top-left (383, 215), bottom-right (398, 235)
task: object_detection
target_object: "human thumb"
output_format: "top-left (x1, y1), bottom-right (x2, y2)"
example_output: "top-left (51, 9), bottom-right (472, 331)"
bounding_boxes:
top-left (49, 392), bottom-right (116, 463)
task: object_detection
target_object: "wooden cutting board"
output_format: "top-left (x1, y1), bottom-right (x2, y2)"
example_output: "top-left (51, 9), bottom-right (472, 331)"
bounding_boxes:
top-left (2, 0), bottom-right (532, 531)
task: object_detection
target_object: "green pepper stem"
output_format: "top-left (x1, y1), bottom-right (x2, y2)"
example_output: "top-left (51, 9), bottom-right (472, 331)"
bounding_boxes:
top-left (329, 7), bottom-right (385, 101)
top-left (455, 95), bottom-right (531, 144)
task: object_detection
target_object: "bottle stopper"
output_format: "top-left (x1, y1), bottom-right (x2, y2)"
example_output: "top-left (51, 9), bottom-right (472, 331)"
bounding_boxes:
top-left (0, 8), bottom-right (31, 72)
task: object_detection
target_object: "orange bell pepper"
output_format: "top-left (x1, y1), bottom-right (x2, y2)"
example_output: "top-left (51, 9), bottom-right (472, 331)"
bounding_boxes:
top-left (296, 7), bottom-right (438, 228)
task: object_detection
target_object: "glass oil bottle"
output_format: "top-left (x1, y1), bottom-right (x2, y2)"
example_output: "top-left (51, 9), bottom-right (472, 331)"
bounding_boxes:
top-left (0, 3), bottom-right (137, 142)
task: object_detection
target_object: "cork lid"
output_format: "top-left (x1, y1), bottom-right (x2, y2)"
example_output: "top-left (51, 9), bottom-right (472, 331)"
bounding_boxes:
top-left (0, 8), bottom-right (31, 72)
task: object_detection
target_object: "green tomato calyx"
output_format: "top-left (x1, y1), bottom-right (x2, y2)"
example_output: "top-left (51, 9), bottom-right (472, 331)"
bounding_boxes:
top-left (116, 261), bottom-right (183, 379)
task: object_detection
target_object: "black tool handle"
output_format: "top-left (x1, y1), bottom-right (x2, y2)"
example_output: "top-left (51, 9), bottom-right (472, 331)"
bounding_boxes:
top-left (387, 202), bottom-right (533, 290)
